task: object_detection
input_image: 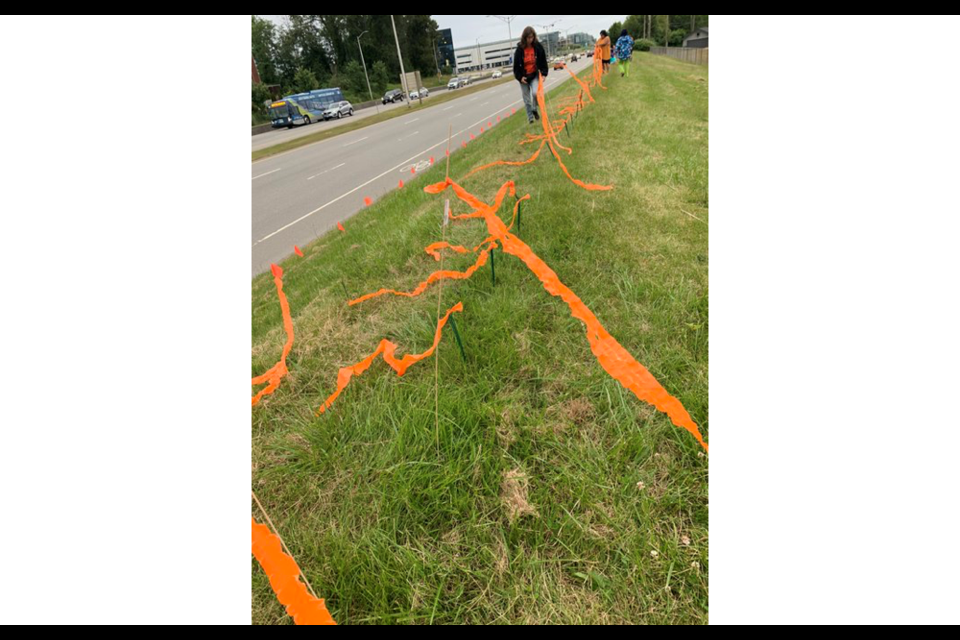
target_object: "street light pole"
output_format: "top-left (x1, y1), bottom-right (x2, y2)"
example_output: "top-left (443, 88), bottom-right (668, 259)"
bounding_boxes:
top-left (487, 15), bottom-right (516, 44)
top-left (537, 20), bottom-right (561, 59)
top-left (357, 30), bottom-right (379, 114)
top-left (390, 15), bottom-right (412, 109)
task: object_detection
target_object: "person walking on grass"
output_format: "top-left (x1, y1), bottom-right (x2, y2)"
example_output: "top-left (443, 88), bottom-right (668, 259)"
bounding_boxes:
top-left (513, 26), bottom-right (549, 125)
top-left (597, 30), bottom-right (612, 74)
top-left (614, 29), bottom-right (635, 78)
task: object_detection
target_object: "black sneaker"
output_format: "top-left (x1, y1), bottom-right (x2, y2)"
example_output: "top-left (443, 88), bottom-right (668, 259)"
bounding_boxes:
top-left (533, 110), bottom-right (540, 120)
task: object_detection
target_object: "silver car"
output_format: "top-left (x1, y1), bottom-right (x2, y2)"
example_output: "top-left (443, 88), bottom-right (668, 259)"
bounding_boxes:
top-left (323, 101), bottom-right (354, 120)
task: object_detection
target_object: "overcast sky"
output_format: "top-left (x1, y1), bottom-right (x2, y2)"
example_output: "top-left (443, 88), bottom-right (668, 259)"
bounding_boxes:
top-left (261, 15), bottom-right (624, 47)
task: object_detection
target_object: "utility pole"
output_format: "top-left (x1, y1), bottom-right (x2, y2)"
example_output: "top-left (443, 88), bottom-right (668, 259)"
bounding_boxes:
top-left (487, 15), bottom-right (516, 43)
top-left (357, 30), bottom-right (379, 114)
top-left (391, 15), bottom-right (412, 109)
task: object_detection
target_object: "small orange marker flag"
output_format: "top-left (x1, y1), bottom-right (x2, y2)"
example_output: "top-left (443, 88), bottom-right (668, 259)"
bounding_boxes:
top-left (363, 196), bottom-right (372, 206)
top-left (429, 156), bottom-right (435, 164)
top-left (470, 133), bottom-right (475, 140)
top-left (488, 121), bottom-right (493, 127)
top-left (398, 179), bottom-right (404, 189)
top-left (294, 246), bottom-right (303, 257)
top-left (337, 222), bottom-right (345, 232)
top-left (410, 167), bottom-right (416, 175)
top-left (461, 141), bottom-right (467, 148)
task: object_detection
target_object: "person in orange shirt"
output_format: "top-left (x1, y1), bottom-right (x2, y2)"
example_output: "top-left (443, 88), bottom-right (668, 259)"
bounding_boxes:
top-left (512, 26), bottom-right (549, 124)
top-left (597, 30), bottom-right (612, 74)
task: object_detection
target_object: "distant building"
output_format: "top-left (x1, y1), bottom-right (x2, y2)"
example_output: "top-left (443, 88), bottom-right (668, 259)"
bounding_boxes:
top-left (454, 37), bottom-right (515, 72)
top-left (453, 31), bottom-right (564, 72)
top-left (437, 28), bottom-right (456, 71)
top-left (683, 27), bottom-right (708, 48)
top-left (568, 32), bottom-right (594, 46)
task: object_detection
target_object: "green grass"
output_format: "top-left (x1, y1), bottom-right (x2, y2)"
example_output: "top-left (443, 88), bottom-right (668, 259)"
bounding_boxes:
top-left (252, 52), bottom-right (708, 625)
top-left (252, 76), bottom-right (516, 162)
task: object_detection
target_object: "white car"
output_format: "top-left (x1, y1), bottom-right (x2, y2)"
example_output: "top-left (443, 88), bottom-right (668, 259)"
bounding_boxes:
top-left (447, 77), bottom-right (462, 89)
top-left (409, 87), bottom-right (430, 99)
top-left (322, 101), bottom-right (354, 120)
top-left (492, 70), bottom-right (503, 79)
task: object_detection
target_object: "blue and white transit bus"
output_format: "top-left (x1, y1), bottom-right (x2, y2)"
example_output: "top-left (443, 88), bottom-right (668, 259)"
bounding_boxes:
top-left (268, 88), bottom-right (346, 129)
top-left (283, 92), bottom-right (326, 121)
top-left (268, 99), bottom-right (312, 129)
top-left (308, 88), bottom-right (345, 110)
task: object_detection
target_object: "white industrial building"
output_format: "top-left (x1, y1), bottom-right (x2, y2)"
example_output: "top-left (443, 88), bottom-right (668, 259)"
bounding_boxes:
top-left (453, 32), bottom-right (561, 72)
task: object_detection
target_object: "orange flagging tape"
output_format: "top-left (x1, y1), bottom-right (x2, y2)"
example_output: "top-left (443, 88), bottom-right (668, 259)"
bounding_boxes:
top-left (560, 62), bottom-right (595, 103)
top-left (507, 194), bottom-right (531, 232)
top-left (316, 302), bottom-right (464, 414)
top-left (592, 44), bottom-right (607, 90)
top-left (347, 245), bottom-right (495, 306)
top-left (294, 245), bottom-right (303, 257)
top-left (252, 264), bottom-right (294, 407)
top-left (413, 178), bottom-right (707, 450)
top-left (424, 242), bottom-right (472, 261)
top-left (536, 72), bottom-right (612, 192)
top-left (535, 74), bottom-right (573, 155)
top-left (337, 222), bottom-right (345, 232)
top-left (463, 139), bottom-right (547, 179)
top-left (461, 70), bottom-right (610, 191)
top-left (252, 518), bottom-right (336, 625)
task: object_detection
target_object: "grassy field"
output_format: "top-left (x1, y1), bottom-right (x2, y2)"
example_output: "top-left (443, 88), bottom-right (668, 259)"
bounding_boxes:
top-left (252, 52), bottom-right (708, 625)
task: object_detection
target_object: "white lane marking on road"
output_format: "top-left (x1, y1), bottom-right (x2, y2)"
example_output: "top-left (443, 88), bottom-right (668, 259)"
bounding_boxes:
top-left (307, 163), bottom-right (346, 180)
top-left (342, 136), bottom-right (369, 147)
top-left (251, 65), bottom-right (588, 165)
top-left (403, 117), bottom-right (420, 124)
top-left (254, 102), bottom-right (527, 246)
top-left (398, 131), bottom-right (420, 142)
top-left (252, 168), bottom-right (281, 180)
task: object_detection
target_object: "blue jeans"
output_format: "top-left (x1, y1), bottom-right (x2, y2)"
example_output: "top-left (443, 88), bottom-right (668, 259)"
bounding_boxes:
top-left (519, 76), bottom-right (540, 122)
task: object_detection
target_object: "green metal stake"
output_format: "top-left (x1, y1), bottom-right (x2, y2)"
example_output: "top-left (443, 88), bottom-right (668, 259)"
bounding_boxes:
top-left (448, 315), bottom-right (467, 362)
top-left (340, 281), bottom-right (349, 299)
top-left (490, 245), bottom-right (496, 286)
top-left (516, 197), bottom-right (522, 235)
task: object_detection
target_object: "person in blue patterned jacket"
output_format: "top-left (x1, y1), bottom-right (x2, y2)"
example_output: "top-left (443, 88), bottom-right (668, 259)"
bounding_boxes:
top-left (614, 29), bottom-right (635, 78)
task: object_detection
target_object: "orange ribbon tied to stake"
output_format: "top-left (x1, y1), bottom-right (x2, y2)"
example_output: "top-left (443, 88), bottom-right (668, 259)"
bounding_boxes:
top-left (251, 264), bottom-right (294, 407)
top-left (316, 302), bottom-right (464, 414)
top-left (346, 177), bottom-right (707, 450)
